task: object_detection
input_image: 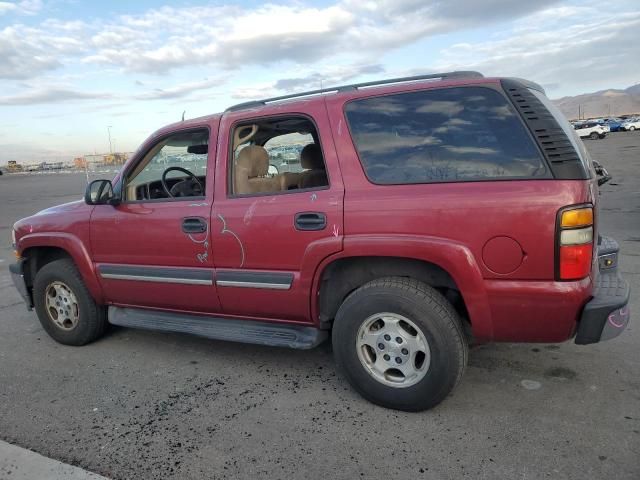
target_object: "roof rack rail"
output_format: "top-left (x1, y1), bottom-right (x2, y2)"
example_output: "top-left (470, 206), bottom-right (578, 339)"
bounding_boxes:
top-left (225, 71), bottom-right (484, 112)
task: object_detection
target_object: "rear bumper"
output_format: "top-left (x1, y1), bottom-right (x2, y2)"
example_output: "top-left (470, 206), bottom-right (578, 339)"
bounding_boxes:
top-left (575, 237), bottom-right (630, 344)
top-left (9, 259), bottom-right (33, 310)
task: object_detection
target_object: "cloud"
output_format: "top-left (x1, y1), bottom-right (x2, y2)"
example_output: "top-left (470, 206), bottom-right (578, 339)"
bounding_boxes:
top-left (1, 0), bottom-right (637, 107)
top-left (0, 87), bottom-right (112, 105)
top-left (0, 0), bottom-right (42, 16)
top-left (76, 0), bottom-right (565, 75)
top-left (0, 76), bottom-right (223, 106)
top-left (0, 0), bottom-right (586, 82)
top-left (232, 63), bottom-right (385, 99)
top-left (274, 64), bottom-right (385, 91)
top-left (134, 77), bottom-right (225, 100)
top-left (82, 4), bottom-right (355, 74)
top-left (0, 22), bottom-right (87, 79)
top-left (430, 7), bottom-right (640, 96)
top-left (428, 0), bottom-right (561, 22)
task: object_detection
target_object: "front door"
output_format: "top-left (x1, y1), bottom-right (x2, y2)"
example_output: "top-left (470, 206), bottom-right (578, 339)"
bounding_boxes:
top-left (90, 124), bottom-right (221, 314)
top-left (212, 105), bottom-right (344, 323)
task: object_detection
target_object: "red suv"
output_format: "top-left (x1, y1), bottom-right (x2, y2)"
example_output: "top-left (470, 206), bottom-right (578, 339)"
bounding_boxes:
top-left (10, 72), bottom-right (630, 411)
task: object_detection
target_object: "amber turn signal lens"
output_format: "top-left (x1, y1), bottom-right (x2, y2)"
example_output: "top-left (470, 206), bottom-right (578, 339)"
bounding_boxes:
top-left (560, 207), bottom-right (593, 228)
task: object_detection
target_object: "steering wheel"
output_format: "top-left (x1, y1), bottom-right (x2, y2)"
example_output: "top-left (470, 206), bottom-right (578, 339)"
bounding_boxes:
top-left (161, 166), bottom-right (203, 198)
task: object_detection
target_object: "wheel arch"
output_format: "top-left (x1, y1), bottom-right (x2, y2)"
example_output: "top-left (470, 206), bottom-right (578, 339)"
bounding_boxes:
top-left (19, 233), bottom-right (104, 304)
top-left (310, 236), bottom-right (494, 341)
top-left (316, 256), bottom-right (462, 318)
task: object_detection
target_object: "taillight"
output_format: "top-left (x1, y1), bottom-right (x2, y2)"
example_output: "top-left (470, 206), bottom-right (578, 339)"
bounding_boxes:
top-left (557, 206), bottom-right (594, 280)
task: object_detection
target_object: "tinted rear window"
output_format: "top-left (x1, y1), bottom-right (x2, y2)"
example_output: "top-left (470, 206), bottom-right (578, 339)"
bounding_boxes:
top-left (344, 86), bottom-right (548, 184)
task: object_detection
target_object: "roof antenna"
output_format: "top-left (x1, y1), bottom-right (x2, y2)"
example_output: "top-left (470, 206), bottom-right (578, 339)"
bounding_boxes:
top-left (181, 110), bottom-right (186, 121)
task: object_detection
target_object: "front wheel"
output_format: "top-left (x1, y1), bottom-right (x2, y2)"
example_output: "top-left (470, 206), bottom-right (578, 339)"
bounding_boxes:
top-left (332, 277), bottom-right (468, 411)
top-left (630, 126), bottom-right (636, 131)
top-left (590, 132), bottom-right (599, 140)
top-left (33, 258), bottom-right (106, 346)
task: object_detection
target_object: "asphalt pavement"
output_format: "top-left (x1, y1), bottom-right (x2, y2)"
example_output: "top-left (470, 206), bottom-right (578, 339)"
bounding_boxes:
top-left (0, 133), bottom-right (638, 479)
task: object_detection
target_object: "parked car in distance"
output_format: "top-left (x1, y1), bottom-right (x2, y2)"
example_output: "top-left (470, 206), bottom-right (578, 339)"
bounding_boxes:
top-left (10, 71), bottom-right (630, 411)
top-left (620, 118), bottom-right (640, 131)
top-left (575, 121), bottom-right (608, 139)
top-left (602, 118), bottom-right (623, 132)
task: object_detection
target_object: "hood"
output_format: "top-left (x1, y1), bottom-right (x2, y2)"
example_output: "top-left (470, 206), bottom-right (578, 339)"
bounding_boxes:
top-left (13, 199), bottom-right (93, 246)
top-left (34, 199), bottom-right (86, 217)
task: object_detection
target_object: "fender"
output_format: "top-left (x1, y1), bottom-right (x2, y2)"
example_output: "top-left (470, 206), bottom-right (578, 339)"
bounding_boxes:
top-left (310, 234), bottom-right (494, 341)
top-left (18, 232), bottom-right (105, 304)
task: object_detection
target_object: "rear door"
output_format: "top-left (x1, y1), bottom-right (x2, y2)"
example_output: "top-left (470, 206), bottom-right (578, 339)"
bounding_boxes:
top-left (211, 101), bottom-right (344, 323)
top-left (90, 121), bottom-right (221, 314)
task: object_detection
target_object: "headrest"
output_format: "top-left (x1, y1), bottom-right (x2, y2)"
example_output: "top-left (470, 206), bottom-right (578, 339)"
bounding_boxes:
top-left (300, 143), bottom-right (323, 170)
top-left (236, 145), bottom-right (269, 178)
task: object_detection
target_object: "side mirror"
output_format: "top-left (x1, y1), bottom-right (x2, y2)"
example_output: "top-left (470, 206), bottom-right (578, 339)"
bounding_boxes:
top-left (592, 160), bottom-right (612, 187)
top-left (85, 179), bottom-right (120, 205)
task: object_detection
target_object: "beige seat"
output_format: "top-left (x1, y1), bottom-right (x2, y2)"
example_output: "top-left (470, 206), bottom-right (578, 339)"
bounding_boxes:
top-left (298, 144), bottom-right (328, 189)
top-left (234, 145), bottom-right (283, 195)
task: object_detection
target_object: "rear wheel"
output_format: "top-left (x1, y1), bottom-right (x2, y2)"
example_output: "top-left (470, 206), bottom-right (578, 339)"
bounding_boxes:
top-left (33, 258), bottom-right (106, 346)
top-left (332, 277), bottom-right (467, 411)
top-left (590, 132), bottom-right (599, 140)
top-left (630, 126), bottom-right (636, 131)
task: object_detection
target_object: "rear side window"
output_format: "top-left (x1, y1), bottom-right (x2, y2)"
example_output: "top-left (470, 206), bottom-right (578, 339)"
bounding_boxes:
top-left (344, 87), bottom-right (549, 184)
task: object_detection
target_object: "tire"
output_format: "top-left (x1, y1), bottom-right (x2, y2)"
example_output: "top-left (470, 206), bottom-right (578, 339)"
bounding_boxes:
top-left (332, 277), bottom-right (468, 411)
top-left (589, 132), bottom-right (599, 140)
top-left (630, 126), bottom-right (636, 131)
top-left (33, 258), bottom-right (106, 346)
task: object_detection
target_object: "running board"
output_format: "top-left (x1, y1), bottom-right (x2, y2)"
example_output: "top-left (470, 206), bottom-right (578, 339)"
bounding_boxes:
top-left (108, 307), bottom-right (327, 350)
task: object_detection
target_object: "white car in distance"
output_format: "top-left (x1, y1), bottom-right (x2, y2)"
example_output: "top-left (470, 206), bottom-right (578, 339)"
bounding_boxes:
top-left (574, 122), bottom-right (608, 139)
top-left (621, 119), bottom-right (640, 131)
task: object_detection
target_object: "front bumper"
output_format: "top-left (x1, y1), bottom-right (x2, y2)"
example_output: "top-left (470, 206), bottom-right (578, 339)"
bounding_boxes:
top-left (575, 236), bottom-right (630, 344)
top-left (9, 258), bottom-right (33, 310)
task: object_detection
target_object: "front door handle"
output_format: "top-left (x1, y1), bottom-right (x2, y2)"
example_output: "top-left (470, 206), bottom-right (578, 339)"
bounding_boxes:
top-left (295, 212), bottom-right (326, 231)
top-left (182, 217), bottom-right (207, 234)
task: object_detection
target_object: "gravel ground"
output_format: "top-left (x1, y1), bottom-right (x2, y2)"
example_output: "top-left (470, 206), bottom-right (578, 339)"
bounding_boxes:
top-left (0, 133), bottom-right (638, 479)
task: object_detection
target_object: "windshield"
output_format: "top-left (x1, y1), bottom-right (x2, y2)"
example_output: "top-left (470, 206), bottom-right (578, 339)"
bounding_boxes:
top-left (128, 130), bottom-right (209, 187)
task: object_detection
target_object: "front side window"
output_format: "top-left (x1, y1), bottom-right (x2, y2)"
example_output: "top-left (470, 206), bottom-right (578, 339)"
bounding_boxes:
top-left (345, 87), bottom-right (548, 184)
top-left (126, 129), bottom-right (209, 200)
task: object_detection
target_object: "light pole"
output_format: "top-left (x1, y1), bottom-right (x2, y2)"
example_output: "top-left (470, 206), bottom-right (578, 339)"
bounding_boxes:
top-left (107, 126), bottom-right (113, 154)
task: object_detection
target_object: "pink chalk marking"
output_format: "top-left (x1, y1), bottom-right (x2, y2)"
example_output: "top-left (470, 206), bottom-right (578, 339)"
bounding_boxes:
top-left (608, 311), bottom-right (625, 328)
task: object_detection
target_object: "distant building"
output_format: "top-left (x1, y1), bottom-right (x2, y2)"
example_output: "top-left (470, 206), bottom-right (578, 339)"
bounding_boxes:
top-left (84, 152), bottom-right (128, 167)
top-left (104, 152), bottom-right (128, 165)
top-left (85, 154), bottom-right (105, 165)
top-left (7, 160), bottom-right (23, 172)
top-left (74, 157), bottom-right (87, 169)
top-left (40, 161), bottom-right (64, 171)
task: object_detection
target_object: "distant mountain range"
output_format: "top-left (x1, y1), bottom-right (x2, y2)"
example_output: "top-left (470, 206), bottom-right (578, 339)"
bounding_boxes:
top-left (552, 84), bottom-right (640, 121)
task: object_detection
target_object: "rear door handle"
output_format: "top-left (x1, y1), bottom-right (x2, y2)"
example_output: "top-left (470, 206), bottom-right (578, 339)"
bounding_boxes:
top-left (182, 217), bottom-right (207, 234)
top-left (295, 212), bottom-right (326, 231)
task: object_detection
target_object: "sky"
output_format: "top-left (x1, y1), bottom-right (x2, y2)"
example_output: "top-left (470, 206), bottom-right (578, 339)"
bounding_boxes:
top-left (0, 0), bottom-right (638, 164)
